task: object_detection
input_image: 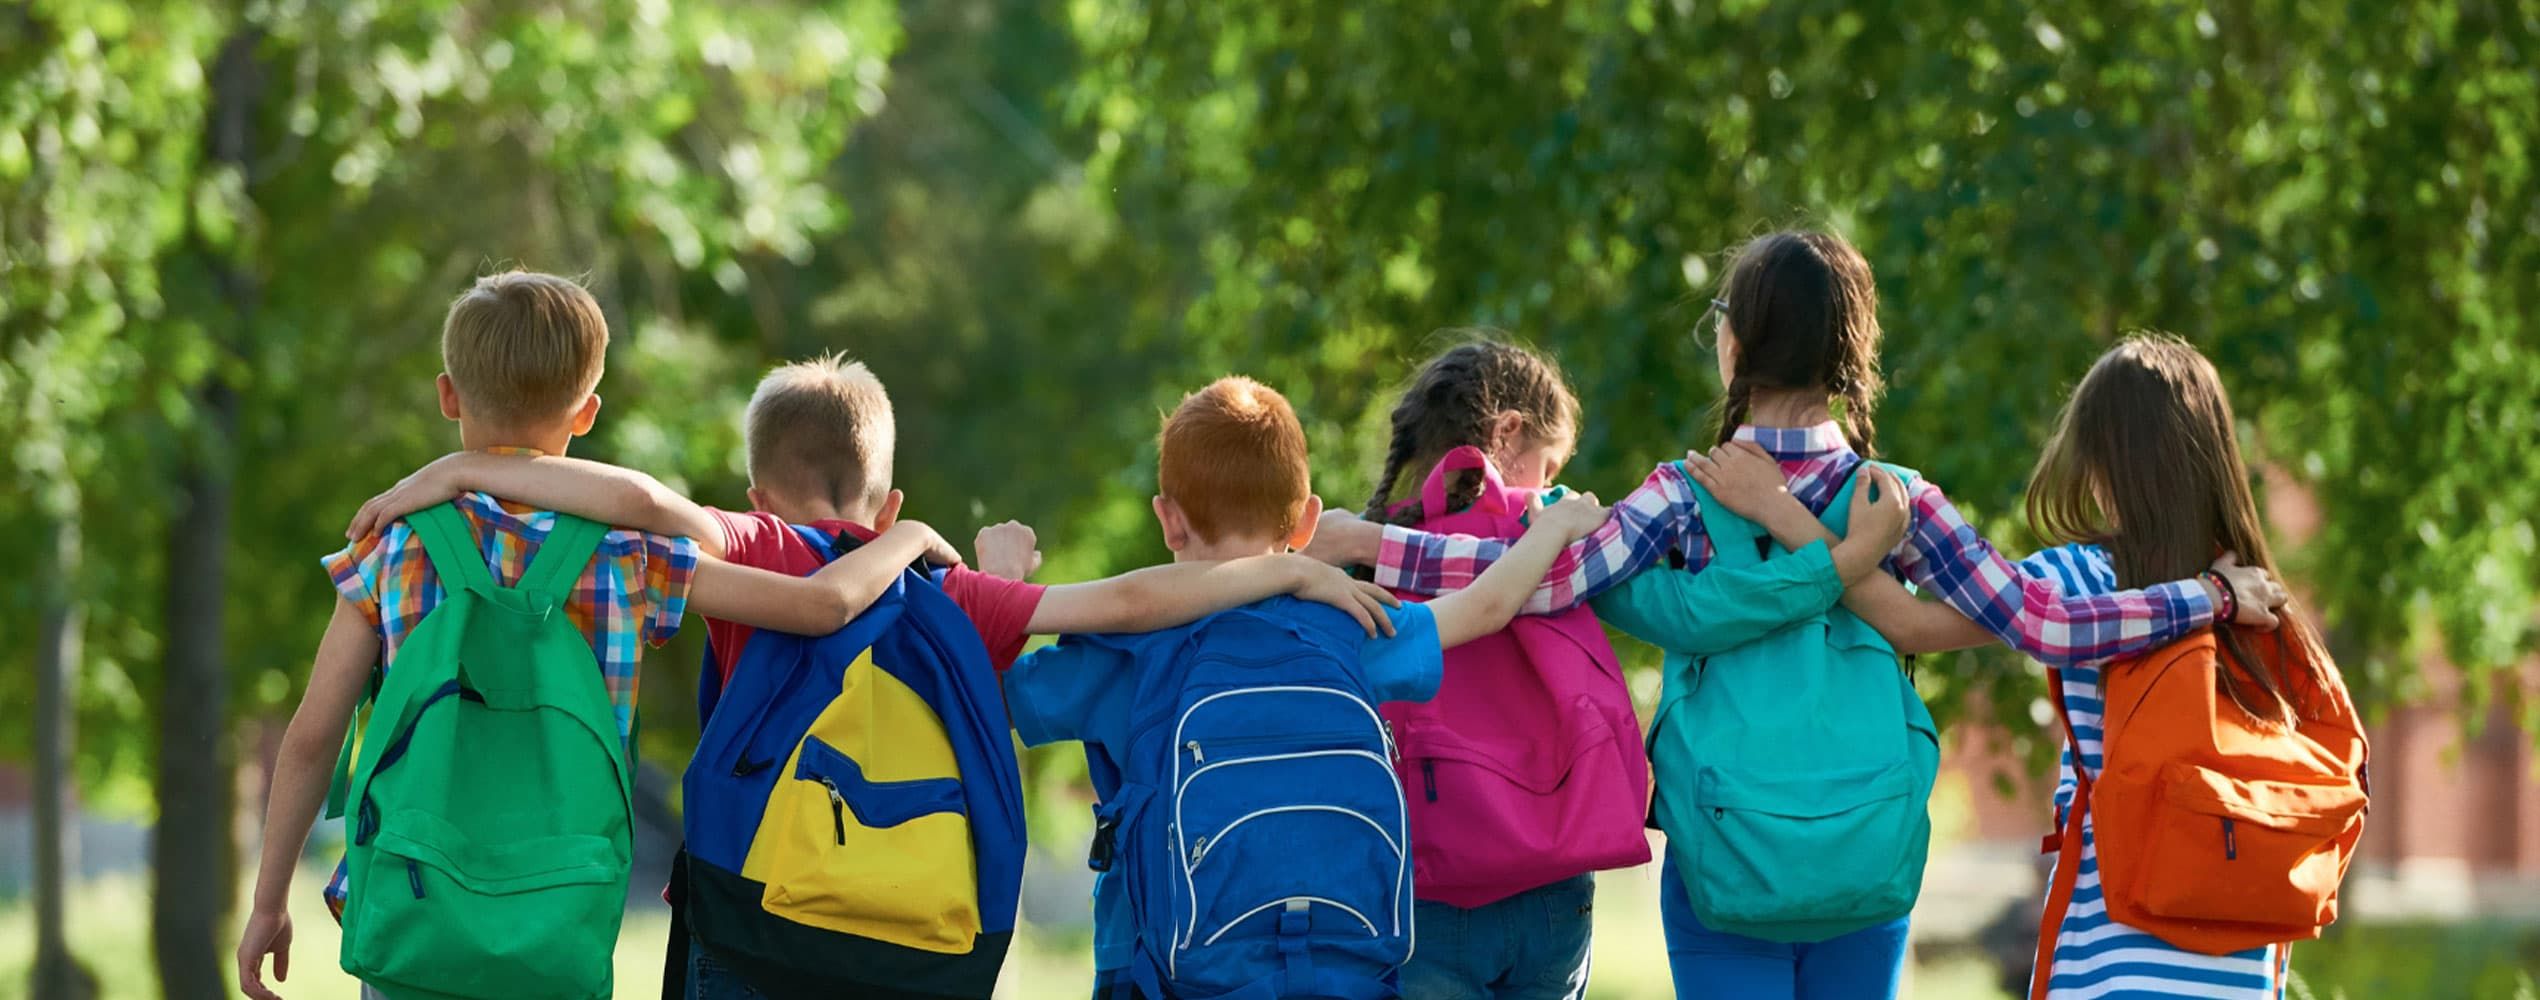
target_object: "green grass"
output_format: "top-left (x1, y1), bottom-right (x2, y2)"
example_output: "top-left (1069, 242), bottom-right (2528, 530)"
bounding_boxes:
top-left (3, 868), bottom-right (2533, 999)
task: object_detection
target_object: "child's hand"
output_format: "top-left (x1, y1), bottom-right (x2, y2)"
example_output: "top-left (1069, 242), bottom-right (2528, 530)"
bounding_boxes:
top-left (1301, 508), bottom-right (1383, 567)
top-left (1683, 441), bottom-right (1796, 522)
top-left (1527, 491), bottom-right (1608, 542)
top-left (236, 908), bottom-right (293, 1000)
top-left (2210, 552), bottom-right (2290, 629)
top-left (879, 520), bottom-right (965, 569)
top-left (1847, 465), bottom-right (1911, 557)
top-left (975, 520), bottom-right (1043, 581)
top-left (345, 453), bottom-right (472, 539)
top-left (1284, 554), bottom-right (1402, 636)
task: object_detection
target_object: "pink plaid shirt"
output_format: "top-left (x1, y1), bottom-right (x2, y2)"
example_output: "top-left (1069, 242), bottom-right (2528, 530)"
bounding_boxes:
top-left (1374, 421), bottom-right (2215, 666)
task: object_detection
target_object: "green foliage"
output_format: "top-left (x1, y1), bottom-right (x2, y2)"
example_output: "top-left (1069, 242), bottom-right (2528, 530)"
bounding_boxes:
top-left (1064, 0), bottom-right (2540, 757)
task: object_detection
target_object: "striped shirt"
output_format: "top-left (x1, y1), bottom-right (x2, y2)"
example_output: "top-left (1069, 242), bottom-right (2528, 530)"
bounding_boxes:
top-left (1374, 421), bottom-right (2217, 666)
top-left (317, 457), bottom-right (700, 915)
top-left (2027, 544), bottom-right (2282, 999)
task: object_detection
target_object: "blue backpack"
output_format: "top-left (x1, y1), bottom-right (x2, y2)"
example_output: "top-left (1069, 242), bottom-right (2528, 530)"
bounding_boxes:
top-left (1076, 597), bottom-right (1413, 1000)
top-left (1644, 461), bottom-right (1941, 943)
top-left (677, 526), bottom-right (1024, 998)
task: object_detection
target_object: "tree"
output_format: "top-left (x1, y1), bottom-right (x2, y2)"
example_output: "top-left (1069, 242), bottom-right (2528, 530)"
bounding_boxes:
top-left (1063, 0), bottom-right (2540, 752)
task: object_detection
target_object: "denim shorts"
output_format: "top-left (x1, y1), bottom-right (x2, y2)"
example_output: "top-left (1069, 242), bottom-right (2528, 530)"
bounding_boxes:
top-left (1400, 874), bottom-right (1596, 1000)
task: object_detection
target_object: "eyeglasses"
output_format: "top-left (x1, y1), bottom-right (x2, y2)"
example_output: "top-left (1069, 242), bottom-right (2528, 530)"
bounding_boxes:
top-left (1694, 298), bottom-right (1729, 350)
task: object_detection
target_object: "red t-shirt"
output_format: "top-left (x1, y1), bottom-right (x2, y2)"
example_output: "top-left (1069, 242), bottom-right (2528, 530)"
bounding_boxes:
top-left (703, 508), bottom-right (1047, 683)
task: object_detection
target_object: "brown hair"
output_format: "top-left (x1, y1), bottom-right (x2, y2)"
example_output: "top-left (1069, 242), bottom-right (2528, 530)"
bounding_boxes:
top-left (1158, 376), bottom-right (1313, 543)
top-left (1712, 231), bottom-right (1885, 454)
top-left (743, 352), bottom-right (897, 511)
top-left (440, 271), bottom-right (610, 427)
top-left (2026, 333), bottom-right (2337, 724)
top-left (1364, 336), bottom-right (1581, 526)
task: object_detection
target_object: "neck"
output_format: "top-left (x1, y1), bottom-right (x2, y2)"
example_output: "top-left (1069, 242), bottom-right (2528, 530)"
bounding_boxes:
top-left (760, 493), bottom-right (872, 527)
top-left (459, 421), bottom-right (576, 455)
top-left (1744, 388), bottom-right (1834, 428)
top-left (1175, 535), bottom-right (1285, 563)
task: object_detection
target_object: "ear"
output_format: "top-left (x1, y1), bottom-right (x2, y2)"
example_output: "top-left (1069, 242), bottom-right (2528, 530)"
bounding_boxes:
top-left (1152, 495), bottom-right (1192, 553)
top-left (1488, 410), bottom-right (1526, 451)
top-left (436, 373), bottom-right (463, 421)
top-left (568, 393), bottom-right (602, 437)
top-left (745, 485), bottom-right (776, 515)
top-left (872, 489), bottom-right (906, 530)
top-left (1285, 495), bottom-right (1325, 552)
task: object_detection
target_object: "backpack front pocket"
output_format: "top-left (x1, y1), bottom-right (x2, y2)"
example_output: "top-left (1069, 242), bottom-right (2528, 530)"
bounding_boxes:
top-left (2118, 761), bottom-right (2365, 931)
top-left (1681, 760), bottom-right (1924, 935)
top-left (347, 814), bottom-right (624, 998)
top-left (1169, 744), bottom-right (1407, 986)
top-left (746, 732), bottom-right (980, 953)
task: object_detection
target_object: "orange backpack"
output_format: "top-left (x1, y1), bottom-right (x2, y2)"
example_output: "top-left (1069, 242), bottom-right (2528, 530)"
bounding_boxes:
top-left (2033, 627), bottom-right (2368, 988)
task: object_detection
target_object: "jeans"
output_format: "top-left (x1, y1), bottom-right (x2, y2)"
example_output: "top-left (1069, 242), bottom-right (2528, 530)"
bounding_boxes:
top-left (687, 937), bottom-right (771, 1000)
top-left (1658, 854), bottom-right (1908, 1000)
top-left (1401, 874), bottom-right (1596, 1000)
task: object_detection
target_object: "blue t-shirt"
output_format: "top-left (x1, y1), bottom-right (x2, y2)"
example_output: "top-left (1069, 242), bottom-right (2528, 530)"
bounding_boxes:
top-left (1003, 601), bottom-right (1444, 971)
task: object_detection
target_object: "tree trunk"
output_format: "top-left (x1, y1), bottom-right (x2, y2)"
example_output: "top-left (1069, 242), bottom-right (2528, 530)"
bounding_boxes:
top-left (153, 27), bottom-right (260, 1000)
top-left (154, 377), bottom-right (238, 1000)
top-left (34, 514), bottom-right (97, 1000)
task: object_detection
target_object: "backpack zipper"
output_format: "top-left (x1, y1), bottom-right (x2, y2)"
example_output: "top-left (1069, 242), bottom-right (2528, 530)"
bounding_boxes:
top-left (407, 859), bottom-right (425, 899)
top-left (2222, 817), bottom-right (2237, 860)
top-left (1422, 759), bottom-right (1439, 802)
top-left (821, 777), bottom-right (847, 845)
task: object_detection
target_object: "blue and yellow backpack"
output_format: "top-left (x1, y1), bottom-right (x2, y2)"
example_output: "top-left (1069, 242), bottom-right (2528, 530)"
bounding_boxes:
top-left (678, 526), bottom-right (1024, 998)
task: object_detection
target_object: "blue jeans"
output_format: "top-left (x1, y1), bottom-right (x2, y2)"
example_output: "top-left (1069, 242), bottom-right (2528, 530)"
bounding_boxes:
top-left (1402, 874), bottom-right (1596, 1000)
top-left (687, 937), bottom-right (770, 1000)
top-left (1658, 854), bottom-right (1908, 1000)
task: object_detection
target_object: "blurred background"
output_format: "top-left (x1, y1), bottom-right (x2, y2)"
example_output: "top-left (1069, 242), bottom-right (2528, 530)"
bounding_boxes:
top-left (3, 0), bottom-right (2537, 996)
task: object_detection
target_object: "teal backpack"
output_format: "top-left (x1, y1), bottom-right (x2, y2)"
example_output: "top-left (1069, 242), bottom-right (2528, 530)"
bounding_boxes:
top-left (325, 506), bottom-right (633, 1000)
top-left (1644, 461), bottom-right (1940, 943)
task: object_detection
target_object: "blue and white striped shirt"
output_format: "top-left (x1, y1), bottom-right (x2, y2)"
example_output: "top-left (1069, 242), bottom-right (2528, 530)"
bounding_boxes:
top-left (2025, 544), bottom-right (2283, 1000)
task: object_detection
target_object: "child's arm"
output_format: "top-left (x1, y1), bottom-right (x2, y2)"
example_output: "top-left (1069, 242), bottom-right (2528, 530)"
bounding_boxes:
top-left (347, 451), bottom-right (727, 557)
top-left (1307, 465), bottom-right (1700, 617)
top-left (1027, 553), bottom-right (1403, 638)
top-left (1685, 444), bottom-right (2003, 655)
top-left (1426, 493), bottom-right (1611, 649)
top-left (685, 522), bottom-right (966, 636)
top-left (238, 597), bottom-right (381, 1000)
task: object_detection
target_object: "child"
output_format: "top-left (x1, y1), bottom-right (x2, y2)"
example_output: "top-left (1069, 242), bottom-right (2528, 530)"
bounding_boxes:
top-left (342, 353), bottom-right (1404, 998)
top-left (2009, 335), bottom-right (2357, 999)
top-left (1312, 231), bottom-right (2291, 1000)
top-left (1345, 338), bottom-right (1911, 1000)
top-left (235, 272), bottom-right (969, 1000)
top-left (999, 376), bottom-right (1610, 1000)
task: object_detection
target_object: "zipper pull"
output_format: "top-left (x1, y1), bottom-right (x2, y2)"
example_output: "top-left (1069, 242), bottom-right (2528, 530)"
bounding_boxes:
top-left (407, 859), bottom-right (425, 899)
top-left (1185, 740), bottom-right (1204, 764)
top-left (823, 778), bottom-right (847, 845)
top-left (2222, 817), bottom-right (2237, 860)
top-left (1190, 835), bottom-right (1208, 863)
top-left (1422, 759), bottom-right (1439, 803)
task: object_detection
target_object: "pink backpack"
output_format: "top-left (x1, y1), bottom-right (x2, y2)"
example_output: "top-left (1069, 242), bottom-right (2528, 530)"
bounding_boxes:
top-left (1382, 446), bottom-right (1653, 908)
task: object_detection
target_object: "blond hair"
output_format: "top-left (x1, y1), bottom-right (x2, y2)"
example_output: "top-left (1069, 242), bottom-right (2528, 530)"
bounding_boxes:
top-left (744, 352), bottom-right (897, 510)
top-left (440, 271), bottom-right (610, 427)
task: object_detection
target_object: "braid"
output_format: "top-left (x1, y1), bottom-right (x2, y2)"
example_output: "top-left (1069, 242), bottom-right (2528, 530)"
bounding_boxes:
top-left (1371, 385), bottom-right (1432, 527)
top-left (1715, 377), bottom-right (1756, 446)
top-left (1841, 384), bottom-right (1880, 456)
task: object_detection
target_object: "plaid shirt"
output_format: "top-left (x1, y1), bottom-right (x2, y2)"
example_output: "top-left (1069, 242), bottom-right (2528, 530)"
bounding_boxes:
top-left (317, 450), bottom-right (700, 915)
top-left (1375, 421), bottom-right (2215, 666)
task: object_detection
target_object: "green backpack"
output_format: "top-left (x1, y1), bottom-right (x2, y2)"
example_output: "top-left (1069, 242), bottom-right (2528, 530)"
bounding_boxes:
top-left (1643, 461), bottom-right (1940, 943)
top-left (324, 505), bottom-right (633, 1000)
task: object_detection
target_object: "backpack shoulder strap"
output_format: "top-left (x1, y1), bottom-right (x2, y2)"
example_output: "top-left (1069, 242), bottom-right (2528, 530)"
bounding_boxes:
top-left (408, 504), bottom-right (500, 595)
top-left (1675, 460), bottom-right (1766, 568)
top-left (517, 514), bottom-right (609, 605)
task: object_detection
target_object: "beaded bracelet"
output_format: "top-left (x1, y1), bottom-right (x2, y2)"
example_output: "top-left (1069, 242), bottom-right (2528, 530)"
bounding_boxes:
top-left (2203, 570), bottom-right (2238, 623)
